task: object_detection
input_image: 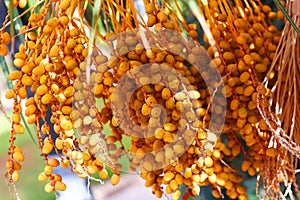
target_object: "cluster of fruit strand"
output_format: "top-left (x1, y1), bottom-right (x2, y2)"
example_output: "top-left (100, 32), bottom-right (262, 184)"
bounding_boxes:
top-left (100, 0), bottom-right (294, 199)
top-left (73, 0), bottom-right (284, 199)
top-left (93, 1), bottom-right (244, 199)
top-left (4, 0), bottom-right (119, 195)
top-left (202, 0), bottom-right (300, 199)
top-left (1, 0), bottom-right (298, 200)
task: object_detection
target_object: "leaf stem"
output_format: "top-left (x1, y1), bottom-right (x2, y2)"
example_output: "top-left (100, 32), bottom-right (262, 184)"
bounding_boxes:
top-left (273, 0), bottom-right (300, 36)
